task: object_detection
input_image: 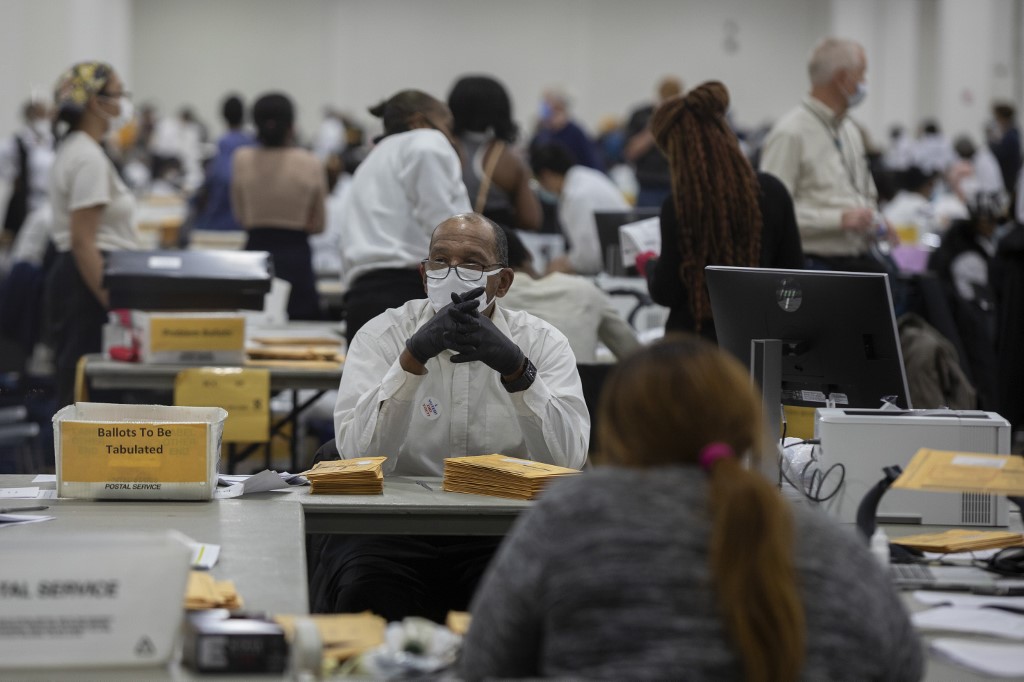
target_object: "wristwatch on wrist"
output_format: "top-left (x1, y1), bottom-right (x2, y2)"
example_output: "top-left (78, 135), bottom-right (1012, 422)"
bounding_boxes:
top-left (502, 357), bottom-right (537, 393)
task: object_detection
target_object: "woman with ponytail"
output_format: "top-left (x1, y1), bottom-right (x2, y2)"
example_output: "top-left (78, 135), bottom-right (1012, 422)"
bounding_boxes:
top-left (47, 62), bottom-right (141, 408)
top-left (645, 81), bottom-right (804, 340)
top-left (461, 335), bottom-right (921, 680)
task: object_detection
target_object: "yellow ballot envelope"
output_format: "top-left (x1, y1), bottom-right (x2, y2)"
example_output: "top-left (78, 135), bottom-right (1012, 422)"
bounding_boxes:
top-left (892, 448), bottom-right (1024, 495)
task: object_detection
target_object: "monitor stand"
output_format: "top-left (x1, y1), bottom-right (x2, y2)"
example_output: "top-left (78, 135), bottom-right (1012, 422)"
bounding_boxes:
top-left (750, 339), bottom-right (782, 485)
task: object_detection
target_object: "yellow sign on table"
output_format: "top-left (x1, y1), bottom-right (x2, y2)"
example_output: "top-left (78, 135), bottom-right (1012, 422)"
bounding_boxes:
top-left (174, 367), bottom-right (270, 443)
top-left (893, 448), bottom-right (1024, 495)
top-left (60, 421), bottom-right (208, 483)
top-left (148, 316), bottom-right (245, 353)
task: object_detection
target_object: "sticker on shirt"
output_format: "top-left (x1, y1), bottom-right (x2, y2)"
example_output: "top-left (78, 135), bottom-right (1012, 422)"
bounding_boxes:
top-left (420, 397), bottom-right (442, 420)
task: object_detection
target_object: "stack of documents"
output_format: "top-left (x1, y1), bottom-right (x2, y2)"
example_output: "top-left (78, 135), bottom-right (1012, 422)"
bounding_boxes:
top-left (302, 458), bottom-right (387, 495)
top-left (894, 448), bottom-right (1024, 495)
top-left (442, 455), bottom-right (580, 500)
top-left (275, 613), bottom-right (386, 662)
top-left (893, 529), bottom-right (1024, 554)
top-left (185, 571), bottom-right (243, 610)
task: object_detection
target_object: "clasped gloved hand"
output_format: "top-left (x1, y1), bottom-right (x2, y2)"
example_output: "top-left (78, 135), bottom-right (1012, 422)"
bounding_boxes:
top-left (405, 287), bottom-right (484, 365)
top-left (447, 303), bottom-right (525, 377)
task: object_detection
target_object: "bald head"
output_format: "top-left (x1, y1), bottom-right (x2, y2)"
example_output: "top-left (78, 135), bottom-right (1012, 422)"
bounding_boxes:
top-left (429, 214), bottom-right (508, 267)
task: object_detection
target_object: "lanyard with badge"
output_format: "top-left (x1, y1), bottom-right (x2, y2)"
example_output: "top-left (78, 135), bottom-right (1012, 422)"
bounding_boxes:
top-left (802, 103), bottom-right (873, 205)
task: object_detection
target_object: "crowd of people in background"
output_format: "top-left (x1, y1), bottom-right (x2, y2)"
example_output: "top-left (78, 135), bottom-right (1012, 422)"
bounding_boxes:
top-left (1, 35), bottom-right (1023, 433)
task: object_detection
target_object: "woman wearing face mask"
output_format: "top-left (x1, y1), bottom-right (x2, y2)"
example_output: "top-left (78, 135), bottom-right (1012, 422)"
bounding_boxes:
top-left (47, 61), bottom-right (142, 408)
top-left (337, 89), bottom-right (472, 346)
top-left (231, 92), bottom-right (327, 321)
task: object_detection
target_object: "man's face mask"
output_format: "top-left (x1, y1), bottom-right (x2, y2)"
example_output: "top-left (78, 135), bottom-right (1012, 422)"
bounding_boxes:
top-left (423, 260), bottom-right (502, 313)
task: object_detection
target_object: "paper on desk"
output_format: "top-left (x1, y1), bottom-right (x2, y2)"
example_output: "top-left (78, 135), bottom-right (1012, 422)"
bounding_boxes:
top-left (619, 217), bottom-right (660, 267)
top-left (0, 487), bottom-right (39, 498)
top-left (0, 513), bottom-right (54, 528)
top-left (893, 448), bottom-right (1024, 495)
top-left (931, 638), bottom-right (1024, 677)
top-left (187, 542), bottom-right (220, 570)
top-left (31, 474), bottom-right (55, 483)
top-left (214, 469), bottom-right (293, 499)
top-left (913, 606), bottom-right (1024, 640)
top-left (914, 591), bottom-right (1024, 609)
top-left (35, 490), bottom-right (57, 499)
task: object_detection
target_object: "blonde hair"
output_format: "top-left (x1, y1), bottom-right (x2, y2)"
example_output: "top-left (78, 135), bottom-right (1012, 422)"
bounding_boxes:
top-left (597, 335), bottom-right (806, 682)
top-left (808, 38), bottom-right (864, 87)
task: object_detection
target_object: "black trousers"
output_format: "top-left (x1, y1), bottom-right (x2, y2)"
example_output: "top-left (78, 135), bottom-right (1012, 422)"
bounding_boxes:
top-left (245, 227), bottom-right (321, 321)
top-left (309, 534), bottom-right (502, 622)
top-left (343, 269), bottom-right (425, 346)
top-left (47, 252), bottom-right (108, 409)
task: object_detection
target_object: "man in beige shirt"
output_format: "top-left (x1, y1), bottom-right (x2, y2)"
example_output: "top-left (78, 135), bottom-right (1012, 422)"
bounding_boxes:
top-left (761, 37), bottom-right (892, 271)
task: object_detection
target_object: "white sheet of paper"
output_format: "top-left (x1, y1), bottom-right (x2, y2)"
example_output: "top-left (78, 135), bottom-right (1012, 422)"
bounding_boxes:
top-left (187, 542), bottom-right (221, 569)
top-left (0, 487), bottom-right (40, 499)
top-left (218, 474), bottom-right (250, 485)
top-left (35, 490), bottom-right (57, 499)
top-left (931, 638), bottom-right (1024, 677)
top-left (31, 474), bottom-right (56, 483)
top-left (242, 469), bottom-right (292, 494)
top-left (0, 513), bottom-right (54, 528)
top-left (213, 483), bottom-right (244, 499)
top-left (924, 548), bottom-right (1006, 561)
top-left (914, 591), bottom-right (1024, 609)
top-left (913, 606), bottom-right (1024, 640)
top-left (619, 217), bottom-right (661, 267)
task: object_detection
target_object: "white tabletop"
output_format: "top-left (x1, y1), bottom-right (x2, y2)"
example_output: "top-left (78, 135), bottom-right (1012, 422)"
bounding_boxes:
top-left (285, 477), bottom-right (532, 535)
top-left (0, 475), bottom-right (307, 616)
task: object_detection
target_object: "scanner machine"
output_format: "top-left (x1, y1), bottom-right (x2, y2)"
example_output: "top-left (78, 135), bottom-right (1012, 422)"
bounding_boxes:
top-left (813, 408), bottom-right (1011, 526)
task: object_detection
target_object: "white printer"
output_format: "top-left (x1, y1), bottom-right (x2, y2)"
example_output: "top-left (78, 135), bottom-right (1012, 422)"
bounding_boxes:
top-left (813, 408), bottom-right (1011, 526)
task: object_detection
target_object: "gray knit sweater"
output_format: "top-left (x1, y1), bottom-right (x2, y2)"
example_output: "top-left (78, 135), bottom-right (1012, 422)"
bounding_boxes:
top-left (460, 466), bottom-right (923, 680)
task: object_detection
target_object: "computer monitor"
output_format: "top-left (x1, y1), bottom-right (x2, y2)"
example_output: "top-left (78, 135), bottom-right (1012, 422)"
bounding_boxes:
top-left (594, 208), bottom-right (660, 276)
top-left (706, 266), bottom-right (912, 431)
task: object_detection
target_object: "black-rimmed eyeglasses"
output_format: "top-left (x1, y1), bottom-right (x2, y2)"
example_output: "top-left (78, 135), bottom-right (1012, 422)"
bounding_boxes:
top-left (421, 259), bottom-right (503, 281)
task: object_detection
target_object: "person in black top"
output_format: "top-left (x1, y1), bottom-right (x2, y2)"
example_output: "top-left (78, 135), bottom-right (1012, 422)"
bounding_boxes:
top-left (644, 81), bottom-right (804, 340)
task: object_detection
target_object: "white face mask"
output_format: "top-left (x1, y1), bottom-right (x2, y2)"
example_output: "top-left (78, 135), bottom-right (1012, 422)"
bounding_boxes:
top-left (97, 96), bottom-right (134, 132)
top-left (426, 268), bottom-right (501, 313)
top-left (846, 81), bottom-right (867, 109)
top-left (30, 119), bottom-right (50, 139)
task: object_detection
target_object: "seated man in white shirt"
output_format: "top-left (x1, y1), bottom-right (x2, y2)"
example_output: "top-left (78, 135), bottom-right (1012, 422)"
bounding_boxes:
top-left (530, 142), bottom-right (629, 275)
top-left (312, 213), bottom-right (589, 620)
top-left (499, 227), bottom-right (640, 364)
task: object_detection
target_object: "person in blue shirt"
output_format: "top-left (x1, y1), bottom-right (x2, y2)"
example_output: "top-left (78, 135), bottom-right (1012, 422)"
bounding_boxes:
top-left (190, 94), bottom-right (253, 232)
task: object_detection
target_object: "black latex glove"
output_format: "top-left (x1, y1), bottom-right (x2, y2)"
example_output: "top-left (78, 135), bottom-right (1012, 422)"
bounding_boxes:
top-left (448, 304), bottom-right (525, 376)
top-left (405, 287), bottom-right (484, 365)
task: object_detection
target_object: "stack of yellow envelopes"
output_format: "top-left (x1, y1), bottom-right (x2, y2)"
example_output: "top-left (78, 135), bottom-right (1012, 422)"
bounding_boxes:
top-left (891, 529), bottom-right (1024, 554)
top-left (275, 612), bottom-right (386, 662)
top-left (185, 571), bottom-right (243, 610)
top-left (442, 454), bottom-right (580, 500)
top-left (302, 457), bottom-right (387, 495)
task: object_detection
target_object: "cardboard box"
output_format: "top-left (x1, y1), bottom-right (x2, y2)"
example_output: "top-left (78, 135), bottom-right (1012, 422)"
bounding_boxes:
top-left (54, 402), bottom-right (227, 501)
top-left (134, 311), bottom-right (246, 365)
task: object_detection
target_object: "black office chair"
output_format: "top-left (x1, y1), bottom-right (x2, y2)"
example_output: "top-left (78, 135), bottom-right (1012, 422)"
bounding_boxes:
top-left (577, 364), bottom-right (613, 456)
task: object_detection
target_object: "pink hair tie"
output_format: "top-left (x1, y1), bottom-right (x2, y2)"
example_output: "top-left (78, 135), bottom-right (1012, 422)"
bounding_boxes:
top-left (698, 442), bottom-right (733, 472)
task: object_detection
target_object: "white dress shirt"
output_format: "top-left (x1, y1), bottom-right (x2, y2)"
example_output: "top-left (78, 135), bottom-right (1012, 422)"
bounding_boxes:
top-left (499, 272), bottom-right (639, 363)
top-left (882, 191), bottom-right (939, 237)
top-left (333, 298), bottom-right (589, 476)
top-left (559, 166), bottom-right (629, 274)
top-left (337, 129), bottom-right (471, 288)
top-left (760, 96), bottom-right (878, 257)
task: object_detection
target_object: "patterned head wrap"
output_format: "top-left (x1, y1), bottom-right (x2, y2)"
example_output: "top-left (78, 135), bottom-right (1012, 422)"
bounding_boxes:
top-left (53, 61), bottom-right (113, 110)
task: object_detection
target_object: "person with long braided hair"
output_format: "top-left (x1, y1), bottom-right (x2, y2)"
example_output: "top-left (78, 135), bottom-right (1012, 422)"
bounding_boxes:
top-left (461, 335), bottom-right (922, 680)
top-left (645, 81), bottom-right (804, 340)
